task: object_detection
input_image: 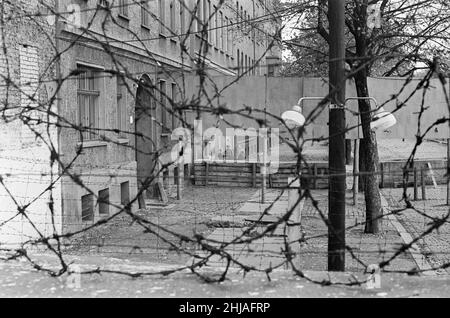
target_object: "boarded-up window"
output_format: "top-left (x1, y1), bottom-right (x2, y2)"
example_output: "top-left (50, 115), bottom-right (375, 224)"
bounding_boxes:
top-left (19, 45), bottom-right (40, 145)
top-left (81, 194), bottom-right (94, 221)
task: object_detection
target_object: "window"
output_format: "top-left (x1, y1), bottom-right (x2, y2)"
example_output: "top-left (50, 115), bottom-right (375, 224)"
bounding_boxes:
top-left (159, 80), bottom-right (168, 132)
top-left (228, 19), bottom-right (234, 54)
top-left (225, 17), bottom-right (229, 53)
top-left (211, 6), bottom-right (216, 45)
top-left (240, 51), bottom-right (243, 75)
top-left (206, 0), bottom-right (211, 41)
top-left (98, 189), bottom-right (110, 216)
top-left (174, 166), bottom-right (180, 185)
top-left (142, 0), bottom-right (150, 28)
top-left (203, 0), bottom-right (208, 22)
top-left (236, 2), bottom-right (239, 23)
top-left (171, 83), bottom-right (177, 129)
top-left (195, 0), bottom-right (202, 32)
top-left (268, 64), bottom-right (275, 77)
top-left (81, 194), bottom-right (94, 222)
top-left (220, 11), bottom-right (224, 50)
top-left (19, 44), bottom-right (39, 143)
top-left (116, 75), bottom-right (127, 137)
top-left (120, 182), bottom-right (130, 212)
top-left (215, 9), bottom-right (219, 47)
top-left (184, 164), bottom-right (189, 185)
top-left (118, 0), bottom-right (128, 17)
top-left (245, 54), bottom-right (248, 75)
top-left (78, 67), bottom-right (100, 140)
top-left (179, 0), bottom-right (185, 36)
top-left (98, 0), bottom-right (109, 8)
top-left (237, 49), bottom-right (240, 75)
top-left (244, 10), bottom-right (247, 30)
top-left (163, 169), bottom-right (169, 188)
top-left (170, 1), bottom-right (176, 33)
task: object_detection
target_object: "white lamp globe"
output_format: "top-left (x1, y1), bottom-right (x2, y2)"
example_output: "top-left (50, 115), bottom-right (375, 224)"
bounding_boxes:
top-left (370, 107), bottom-right (397, 131)
top-left (282, 105), bottom-right (306, 129)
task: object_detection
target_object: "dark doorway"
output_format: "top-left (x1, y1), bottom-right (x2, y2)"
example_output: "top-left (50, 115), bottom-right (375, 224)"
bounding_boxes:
top-left (135, 74), bottom-right (157, 200)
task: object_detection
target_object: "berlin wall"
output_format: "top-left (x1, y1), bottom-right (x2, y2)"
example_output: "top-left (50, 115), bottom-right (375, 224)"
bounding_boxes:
top-left (185, 75), bottom-right (449, 141)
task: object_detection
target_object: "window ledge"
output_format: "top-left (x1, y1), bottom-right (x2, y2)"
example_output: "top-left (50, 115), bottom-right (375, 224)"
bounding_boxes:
top-left (77, 140), bottom-right (108, 149)
top-left (195, 33), bottom-right (207, 41)
top-left (117, 138), bottom-right (129, 145)
top-left (118, 14), bottom-right (130, 21)
top-left (141, 24), bottom-right (151, 31)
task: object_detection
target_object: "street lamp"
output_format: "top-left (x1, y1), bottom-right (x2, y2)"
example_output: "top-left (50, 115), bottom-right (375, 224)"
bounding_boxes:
top-left (282, 105), bottom-right (306, 129)
top-left (281, 104), bottom-right (306, 237)
top-left (371, 107), bottom-right (397, 131)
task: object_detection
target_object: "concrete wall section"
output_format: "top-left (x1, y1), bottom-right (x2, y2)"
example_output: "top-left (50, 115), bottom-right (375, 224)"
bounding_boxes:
top-left (184, 75), bottom-right (449, 142)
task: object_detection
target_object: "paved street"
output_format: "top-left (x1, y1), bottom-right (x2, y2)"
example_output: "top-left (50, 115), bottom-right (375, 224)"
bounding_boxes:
top-left (65, 187), bottom-right (255, 265)
top-left (195, 188), bottom-right (417, 273)
top-left (382, 186), bottom-right (450, 274)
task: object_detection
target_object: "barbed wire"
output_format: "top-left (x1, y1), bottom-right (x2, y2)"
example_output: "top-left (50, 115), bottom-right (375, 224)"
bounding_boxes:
top-left (0, 0), bottom-right (449, 288)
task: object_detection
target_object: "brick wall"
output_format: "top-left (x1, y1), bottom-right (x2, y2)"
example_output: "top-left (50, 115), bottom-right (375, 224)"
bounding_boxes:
top-left (0, 0), bottom-right (62, 245)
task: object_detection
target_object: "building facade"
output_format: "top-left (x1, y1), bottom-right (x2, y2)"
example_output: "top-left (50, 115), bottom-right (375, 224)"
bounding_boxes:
top-left (0, 0), bottom-right (282, 242)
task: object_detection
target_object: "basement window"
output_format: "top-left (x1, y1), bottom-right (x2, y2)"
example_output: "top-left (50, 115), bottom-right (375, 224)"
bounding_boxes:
top-left (81, 194), bottom-right (94, 222)
top-left (120, 181), bottom-right (130, 212)
top-left (184, 164), bottom-right (189, 183)
top-left (174, 166), bottom-right (179, 185)
top-left (98, 188), bottom-right (110, 216)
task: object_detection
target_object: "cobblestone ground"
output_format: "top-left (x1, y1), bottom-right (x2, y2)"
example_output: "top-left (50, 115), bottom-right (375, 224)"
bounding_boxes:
top-left (298, 190), bottom-right (416, 273)
top-left (382, 186), bottom-right (450, 274)
top-left (66, 186), bottom-right (255, 265)
top-left (195, 189), bottom-right (416, 273)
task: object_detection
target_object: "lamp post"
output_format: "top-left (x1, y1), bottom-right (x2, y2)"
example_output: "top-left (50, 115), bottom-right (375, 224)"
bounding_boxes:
top-left (281, 104), bottom-right (306, 247)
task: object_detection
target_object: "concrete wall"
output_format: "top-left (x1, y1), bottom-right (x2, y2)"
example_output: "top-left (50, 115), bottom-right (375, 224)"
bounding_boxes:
top-left (184, 76), bottom-right (449, 142)
top-left (0, 0), bottom-right (62, 245)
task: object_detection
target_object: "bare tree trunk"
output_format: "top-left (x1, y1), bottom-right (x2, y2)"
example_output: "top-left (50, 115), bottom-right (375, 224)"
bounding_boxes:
top-left (354, 72), bottom-right (382, 234)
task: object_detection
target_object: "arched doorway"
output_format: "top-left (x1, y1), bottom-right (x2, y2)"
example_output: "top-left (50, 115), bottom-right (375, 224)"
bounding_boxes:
top-left (135, 74), bottom-right (157, 203)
